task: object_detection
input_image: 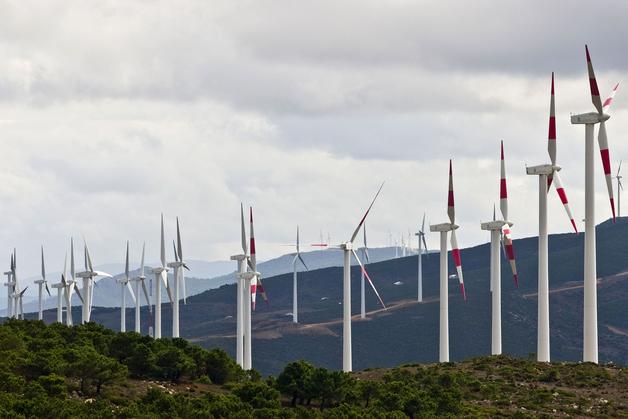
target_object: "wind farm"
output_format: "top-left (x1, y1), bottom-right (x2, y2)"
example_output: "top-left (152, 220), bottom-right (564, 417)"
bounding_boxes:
top-left (1, 2), bottom-right (628, 416)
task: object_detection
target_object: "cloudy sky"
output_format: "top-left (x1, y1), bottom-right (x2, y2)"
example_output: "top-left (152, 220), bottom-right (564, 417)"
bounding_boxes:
top-left (1, 0), bottom-right (628, 279)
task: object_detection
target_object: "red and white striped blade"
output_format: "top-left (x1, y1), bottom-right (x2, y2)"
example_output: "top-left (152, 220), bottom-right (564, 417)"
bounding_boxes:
top-left (598, 121), bottom-right (616, 222)
top-left (250, 276), bottom-right (257, 310)
top-left (351, 248), bottom-right (386, 309)
top-left (500, 141), bottom-right (508, 221)
top-left (249, 207), bottom-right (257, 270)
top-left (602, 83), bottom-right (619, 113)
top-left (552, 171), bottom-right (578, 233)
top-left (502, 226), bottom-right (518, 287)
top-left (447, 160), bottom-right (455, 224)
top-left (350, 182), bottom-right (385, 243)
top-left (586, 45), bottom-right (604, 114)
top-left (449, 229), bottom-right (465, 300)
top-left (548, 72), bottom-right (557, 168)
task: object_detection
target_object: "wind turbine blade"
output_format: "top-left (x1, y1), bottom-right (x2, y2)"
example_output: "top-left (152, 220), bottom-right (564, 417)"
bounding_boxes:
top-left (421, 235), bottom-right (428, 256)
top-left (181, 267), bottom-right (187, 304)
top-left (74, 284), bottom-right (84, 304)
top-left (41, 245), bottom-right (46, 280)
top-left (618, 160), bottom-right (623, 176)
top-left (45, 282), bottom-right (51, 297)
top-left (502, 226), bottom-right (519, 287)
top-left (602, 82), bottom-right (620, 113)
top-left (447, 160), bottom-right (455, 224)
top-left (296, 225), bottom-right (300, 253)
top-left (421, 212), bottom-right (426, 232)
top-left (548, 72), bottom-right (557, 170)
top-left (298, 254), bottom-right (309, 271)
top-left (500, 141), bottom-right (508, 221)
top-left (552, 171), bottom-right (578, 233)
top-left (160, 214), bottom-right (166, 268)
top-left (140, 242), bottom-right (146, 277)
top-left (351, 248), bottom-right (386, 309)
top-left (585, 45), bottom-right (603, 114)
top-left (249, 207), bottom-right (257, 270)
top-left (141, 280), bottom-right (151, 309)
top-left (598, 120), bottom-right (616, 222)
top-left (126, 282), bottom-right (136, 305)
top-left (449, 229), bottom-right (466, 300)
top-left (85, 241), bottom-right (94, 273)
top-left (161, 271), bottom-right (173, 303)
top-left (240, 203), bottom-right (248, 255)
top-left (125, 241), bottom-right (130, 279)
top-left (172, 240), bottom-right (179, 262)
top-left (350, 181), bottom-right (385, 243)
top-left (176, 217), bottom-right (183, 261)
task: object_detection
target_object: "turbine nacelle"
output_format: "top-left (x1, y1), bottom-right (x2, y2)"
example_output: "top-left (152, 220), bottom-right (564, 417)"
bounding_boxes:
top-left (340, 242), bottom-right (353, 251)
top-left (430, 222), bottom-right (458, 233)
top-left (480, 220), bottom-right (510, 230)
top-left (526, 164), bottom-right (561, 176)
top-left (570, 112), bottom-right (610, 124)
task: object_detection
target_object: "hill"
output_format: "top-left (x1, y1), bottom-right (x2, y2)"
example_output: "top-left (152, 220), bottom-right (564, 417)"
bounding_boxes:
top-left (0, 320), bottom-right (626, 418)
top-left (23, 218), bottom-right (628, 376)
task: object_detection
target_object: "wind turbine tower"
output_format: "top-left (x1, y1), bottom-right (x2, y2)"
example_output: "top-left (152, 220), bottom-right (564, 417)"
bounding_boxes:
top-left (34, 246), bottom-right (51, 320)
top-left (430, 161), bottom-right (466, 363)
top-left (415, 214), bottom-right (428, 302)
top-left (480, 141), bottom-right (518, 356)
top-left (570, 46), bottom-right (620, 364)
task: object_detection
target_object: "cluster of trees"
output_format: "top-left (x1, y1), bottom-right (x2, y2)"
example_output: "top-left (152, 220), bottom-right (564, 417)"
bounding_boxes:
top-left (0, 319), bottom-right (624, 418)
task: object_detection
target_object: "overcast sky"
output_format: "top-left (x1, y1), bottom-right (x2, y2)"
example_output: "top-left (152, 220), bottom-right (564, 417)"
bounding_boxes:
top-left (2, 0), bottom-right (628, 279)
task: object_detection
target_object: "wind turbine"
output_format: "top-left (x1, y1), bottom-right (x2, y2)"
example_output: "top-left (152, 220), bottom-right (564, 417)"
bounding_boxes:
top-left (62, 253), bottom-right (83, 326)
top-left (4, 254), bottom-right (14, 318)
top-left (168, 217), bottom-right (189, 338)
top-left (249, 207), bottom-right (269, 313)
top-left (614, 161), bottom-right (623, 217)
top-left (51, 257), bottom-right (66, 323)
top-left (570, 46), bottom-right (620, 364)
top-left (76, 239), bottom-right (112, 323)
top-left (334, 182), bottom-right (386, 372)
top-left (359, 224), bottom-right (369, 319)
top-left (117, 241), bottom-right (136, 332)
top-left (10, 250), bottom-right (18, 318)
top-left (290, 226), bottom-right (308, 324)
top-left (430, 160), bottom-right (466, 363)
top-left (230, 203), bottom-right (248, 367)
top-left (415, 214), bottom-right (428, 303)
top-left (481, 141), bottom-right (519, 356)
top-left (152, 214), bottom-right (173, 339)
top-left (130, 242), bottom-right (151, 334)
top-left (34, 246), bottom-right (51, 320)
top-left (526, 73), bottom-right (578, 362)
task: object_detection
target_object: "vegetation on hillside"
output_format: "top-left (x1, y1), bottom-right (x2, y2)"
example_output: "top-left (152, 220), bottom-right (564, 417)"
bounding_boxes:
top-left (0, 320), bottom-right (626, 418)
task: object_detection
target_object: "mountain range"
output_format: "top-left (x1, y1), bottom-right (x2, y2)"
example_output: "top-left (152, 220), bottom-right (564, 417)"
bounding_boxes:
top-left (15, 218), bottom-right (628, 376)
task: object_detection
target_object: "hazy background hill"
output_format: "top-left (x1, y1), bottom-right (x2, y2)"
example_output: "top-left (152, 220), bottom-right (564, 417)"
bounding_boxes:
top-left (11, 246), bottom-right (412, 313)
top-left (16, 218), bottom-right (628, 376)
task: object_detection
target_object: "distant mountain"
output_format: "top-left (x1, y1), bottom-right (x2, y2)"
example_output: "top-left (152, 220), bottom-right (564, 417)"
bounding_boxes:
top-left (26, 217), bottom-right (627, 376)
top-left (11, 247), bottom-right (413, 313)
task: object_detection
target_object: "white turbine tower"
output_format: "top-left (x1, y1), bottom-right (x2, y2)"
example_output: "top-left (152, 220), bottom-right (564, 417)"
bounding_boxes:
top-left (117, 241), bottom-right (136, 332)
top-left (51, 260), bottom-right (66, 323)
top-left (4, 254), bottom-right (15, 318)
top-left (359, 224), bottom-right (370, 319)
top-left (152, 214), bottom-right (173, 339)
top-left (571, 46), bottom-right (620, 364)
top-left (481, 142), bottom-right (519, 356)
top-left (76, 239), bottom-right (112, 323)
top-left (10, 250), bottom-right (18, 318)
top-left (430, 160), bottom-right (466, 363)
top-left (334, 182), bottom-right (387, 372)
top-left (230, 204), bottom-right (248, 367)
top-left (415, 214), bottom-right (428, 303)
top-left (526, 73), bottom-right (578, 362)
top-left (290, 226), bottom-right (308, 324)
top-left (614, 161), bottom-right (623, 217)
top-left (130, 243), bottom-right (151, 334)
top-left (62, 255), bottom-right (83, 327)
top-left (34, 246), bottom-right (51, 320)
top-left (168, 218), bottom-right (189, 338)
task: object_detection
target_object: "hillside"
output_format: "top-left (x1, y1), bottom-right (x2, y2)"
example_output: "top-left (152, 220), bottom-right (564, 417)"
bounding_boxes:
top-left (0, 320), bottom-right (626, 418)
top-left (25, 218), bottom-right (628, 376)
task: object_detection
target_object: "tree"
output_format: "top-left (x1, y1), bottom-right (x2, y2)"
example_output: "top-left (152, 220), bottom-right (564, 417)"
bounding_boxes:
top-left (276, 360), bottom-right (315, 407)
top-left (66, 347), bottom-right (127, 395)
top-left (233, 381), bottom-right (281, 409)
